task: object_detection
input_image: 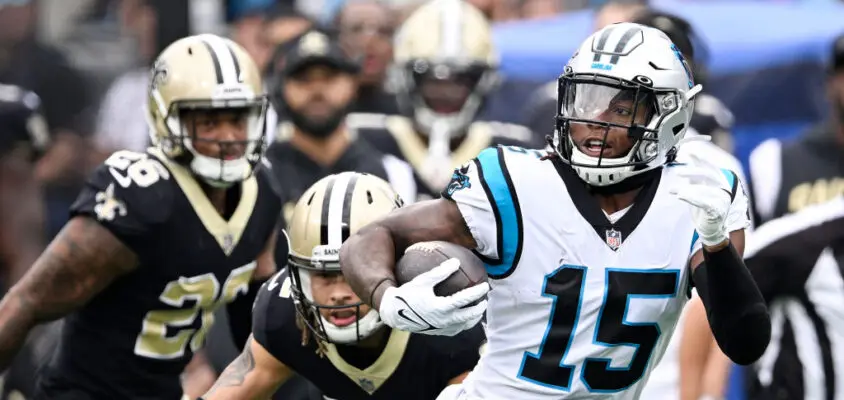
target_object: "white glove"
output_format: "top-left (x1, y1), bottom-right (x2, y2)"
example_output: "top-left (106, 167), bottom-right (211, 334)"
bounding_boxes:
top-left (670, 154), bottom-right (732, 247)
top-left (379, 258), bottom-right (490, 336)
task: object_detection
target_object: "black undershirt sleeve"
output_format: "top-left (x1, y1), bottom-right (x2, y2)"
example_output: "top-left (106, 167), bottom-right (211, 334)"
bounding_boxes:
top-left (692, 242), bottom-right (771, 365)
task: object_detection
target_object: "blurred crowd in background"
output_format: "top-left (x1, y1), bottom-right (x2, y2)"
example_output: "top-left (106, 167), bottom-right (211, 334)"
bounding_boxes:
top-left (1, 0), bottom-right (843, 399)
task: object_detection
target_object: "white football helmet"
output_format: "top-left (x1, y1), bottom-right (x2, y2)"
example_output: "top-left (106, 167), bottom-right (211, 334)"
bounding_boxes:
top-left (554, 22), bottom-right (702, 186)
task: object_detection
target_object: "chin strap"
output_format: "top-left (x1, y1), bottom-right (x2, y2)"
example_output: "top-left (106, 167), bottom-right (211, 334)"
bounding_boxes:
top-left (544, 134), bottom-right (663, 195)
top-left (586, 167), bottom-right (662, 195)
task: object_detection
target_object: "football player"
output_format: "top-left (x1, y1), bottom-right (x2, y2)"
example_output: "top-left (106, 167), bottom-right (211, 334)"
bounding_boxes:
top-left (349, 0), bottom-right (537, 202)
top-left (0, 83), bottom-right (50, 400)
top-left (0, 34), bottom-right (281, 399)
top-left (0, 83), bottom-right (49, 293)
top-left (201, 172), bottom-right (484, 400)
top-left (340, 23), bottom-right (771, 399)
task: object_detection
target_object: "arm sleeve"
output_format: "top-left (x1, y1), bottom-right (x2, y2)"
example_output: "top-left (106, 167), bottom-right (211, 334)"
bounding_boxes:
top-left (441, 146), bottom-right (523, 278)
top-left (69, 151), bottom-right (173, 251)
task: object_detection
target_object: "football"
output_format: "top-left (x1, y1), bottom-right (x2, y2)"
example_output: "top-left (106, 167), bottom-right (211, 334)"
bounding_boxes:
top-left (395, 241), bottom-right (488, 299)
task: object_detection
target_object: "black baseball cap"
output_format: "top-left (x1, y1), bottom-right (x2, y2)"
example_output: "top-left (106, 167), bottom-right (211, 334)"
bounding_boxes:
top-left (830, 32), bottom-right (844, 74)
top-left (632, 10), bottom-right (699, 62)
top-left (281, 28), bottom-right (360, 77)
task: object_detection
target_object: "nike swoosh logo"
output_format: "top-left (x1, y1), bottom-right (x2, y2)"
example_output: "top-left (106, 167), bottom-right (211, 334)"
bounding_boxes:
top-left (395, 296), bottom-right (438, 332)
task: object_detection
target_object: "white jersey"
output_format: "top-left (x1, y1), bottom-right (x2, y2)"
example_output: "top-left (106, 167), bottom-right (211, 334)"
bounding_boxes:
top-left (442, 146), bottom-right (750, 399)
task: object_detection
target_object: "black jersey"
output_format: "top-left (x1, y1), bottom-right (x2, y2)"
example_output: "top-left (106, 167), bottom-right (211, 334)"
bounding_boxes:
top-left (349, 113), bottom-right (535, 201)
top-left (252, 269), bottom-right (485, 400)
top-left (264, 126), bottom-right (399, 224)
top-left (748, 125), bottom-right (844, 225)
top-left (35, 149), bottom-right (281, 400)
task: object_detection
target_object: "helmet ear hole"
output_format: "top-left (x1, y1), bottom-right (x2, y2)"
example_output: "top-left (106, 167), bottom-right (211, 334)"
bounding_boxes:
top-left (187, 47), bottom-right (193, 56)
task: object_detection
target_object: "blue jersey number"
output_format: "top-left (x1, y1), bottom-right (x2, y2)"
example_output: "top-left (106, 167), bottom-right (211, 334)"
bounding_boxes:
top-left (518, 265), bottom-right (680, 393)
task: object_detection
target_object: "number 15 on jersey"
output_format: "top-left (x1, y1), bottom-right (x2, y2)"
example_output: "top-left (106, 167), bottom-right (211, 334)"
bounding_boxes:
top-left (518, 264), bottom-right (680, 393)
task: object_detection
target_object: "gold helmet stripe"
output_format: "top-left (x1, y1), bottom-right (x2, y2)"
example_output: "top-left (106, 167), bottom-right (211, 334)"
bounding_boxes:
top-left (199, 35), bottom-right (240, 84)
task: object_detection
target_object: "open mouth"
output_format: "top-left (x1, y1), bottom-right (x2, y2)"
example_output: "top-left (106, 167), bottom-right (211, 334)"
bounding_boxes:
top-left (580, 137), bottom-right (612, 158)
top-left (329, 309), bottom-right (358, 327)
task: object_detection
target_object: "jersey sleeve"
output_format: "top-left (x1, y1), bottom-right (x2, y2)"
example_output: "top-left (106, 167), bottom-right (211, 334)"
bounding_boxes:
top-left (252, 268), bottom-right (300, 362)
top-left (69, 150), bottom-right (173, 249)
top-left (441, 146), bottom-right (524, 278)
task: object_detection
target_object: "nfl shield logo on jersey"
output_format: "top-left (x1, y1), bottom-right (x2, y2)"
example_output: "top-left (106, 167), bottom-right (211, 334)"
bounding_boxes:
top-left (222, 233), bottom-right (235, 254)
top-left (605, 228), bottom-right (622, 251)
top-left (357, 378), bottom-right (376, 394)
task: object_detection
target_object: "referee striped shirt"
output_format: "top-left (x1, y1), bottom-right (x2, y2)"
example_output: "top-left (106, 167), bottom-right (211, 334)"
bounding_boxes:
top-left (745, 196), bottom-right (844, 400)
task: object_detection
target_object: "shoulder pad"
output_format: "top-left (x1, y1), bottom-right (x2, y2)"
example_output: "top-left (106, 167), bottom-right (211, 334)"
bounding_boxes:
top-left (74, 150), bottom-right (175, 226)
top-left (346, 112), bottom-right (392, 131)
top-left (350, 114), bottom-right (415, 138)
top-left (497, 144), bottom-right (546, 160)
top-left (252, 267), bottom-right (299, 357)
top-left (472, 121), bottom-right (534, 144)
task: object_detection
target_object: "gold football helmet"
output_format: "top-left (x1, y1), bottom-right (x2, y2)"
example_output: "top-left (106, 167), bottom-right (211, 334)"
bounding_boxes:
top-left (392, 0), bottom-right (499, 137)
top-left (145, 34), bottom-right (268, 187)
top-left (287, 172), bottom-right (404, 344)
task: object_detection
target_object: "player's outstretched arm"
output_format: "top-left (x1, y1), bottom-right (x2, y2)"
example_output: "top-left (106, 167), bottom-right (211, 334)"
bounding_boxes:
top-left (0, 216), bottom-right (138, 370)
top-left (339, 198), bottom-right (477, 310)
top-left (201, 336), bottom-right (292, 400)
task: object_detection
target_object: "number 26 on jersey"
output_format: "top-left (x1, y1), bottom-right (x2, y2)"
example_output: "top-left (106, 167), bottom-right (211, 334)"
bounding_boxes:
top-left (518, 264), bottom-right (680, 393)
top-left (134, 263), bottom-right (256, 360)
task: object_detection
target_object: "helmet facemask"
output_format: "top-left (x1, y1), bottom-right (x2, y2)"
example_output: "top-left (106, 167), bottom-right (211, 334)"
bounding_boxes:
top-left (288, 244), bottom-right (383, 346)
top-left (395, 59), bottom-right (498, 138)
top-left (149, 93), bottom-right (268, 188)
top-left (554, 71), bottom-right (688, 187)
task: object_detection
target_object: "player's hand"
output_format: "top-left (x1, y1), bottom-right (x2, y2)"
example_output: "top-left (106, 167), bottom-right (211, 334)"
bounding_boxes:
top-left (670, 154), bottom-right (732, 247)
top-left (379, 258), bottom-right (489, 336)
